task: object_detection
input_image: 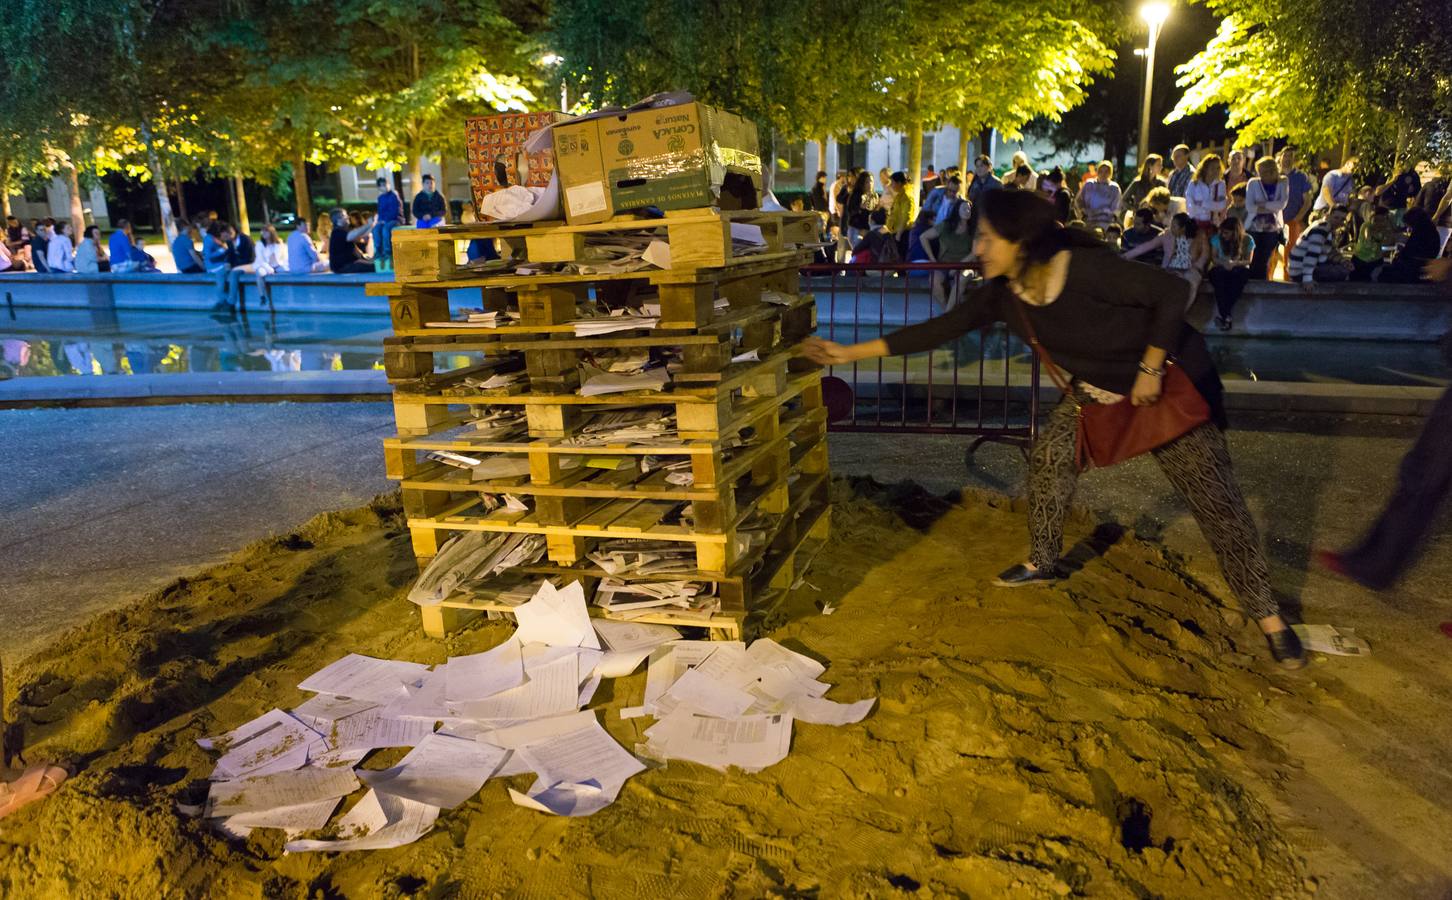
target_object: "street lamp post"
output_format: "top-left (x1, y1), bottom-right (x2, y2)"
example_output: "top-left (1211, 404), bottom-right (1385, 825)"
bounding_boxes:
top-left (1136, 2), bottom-right (1171, 169)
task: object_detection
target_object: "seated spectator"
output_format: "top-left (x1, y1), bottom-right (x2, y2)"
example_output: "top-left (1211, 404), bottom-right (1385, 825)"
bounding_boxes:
top-left (1004, 164), bottom-right (1033, 191)
top-left (1208, 217), bottom-right (1255, 331)
top-left (287, 220), bottom-right (328, 273)
top-left (851, 208), bottom-right (900, 264)
top-left (906, 206), bottom-right (936, 263)
top-left (46, 221), bottom-right (77, 273)
top-left (1119, 207), bottom-right (1163, 253)
top-left (30, 221), bottom-right (52, 273)
top-left (1378, 207), bottom-right (1441, 283)
top-left (225, 225), bottom-right (260, 306)
top-left (411, 173), bottom-right (447, 227)
top-left (109, 220), bottom-right (141, 273)
top-left (203, 221), bottom-right (235, 309)
top-left (1123, 212), bottom-right (1207, 301)
top-left (1185, 153), bottom-right (1228, 231)
top-left (1077, 161), bottom-right (1121, 230)
top-left (1287, 205), bottom-right (1351, 284)
top-left (12, 226), bottom-right (36, 270)
top-left (253, 224), bottom-right (286, 305)
top-left (314, 211), bottom-right (334, 249)
top-left (0, 238), bottom-right (16, 272)
top-left (1144, 186), bottom-right (1172, 227)
top-left (1043, 166), bottom-right (1072, 225)
top-left (919, 199), bottom-right (974, 310)
top-left (1351, 206), bottom-right (1398, 281)
top-left (328, 208), bottom-right (377, 273)
top-left (75, 225), bottom-right (110, 273)
top-left (1103, 223), bottom-right (1123, 251)
top-left (4, 216), bottom-right (23, 253)
top-left (925, 174), bottom-right (961, 224)
top-left (460, 206), bottom-right (500, 263)
top-left (171, 219), bottom-right (205, 273)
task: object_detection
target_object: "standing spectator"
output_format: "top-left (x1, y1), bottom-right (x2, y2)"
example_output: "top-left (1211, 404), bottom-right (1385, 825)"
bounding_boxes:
top-left (108, 220), bottom-right (141, 273)
top-left (1121, 154), bottom-right (1166, 226)
top-left (877, 167), bottom-right (894, 210)
top-left (328, 208), bottom-right (377, 273)
top-left (75, 225), bottom-right (109, 273)
top-left (1001, 151), bottom-right (1034, 188)
top-left (1287, 205), bottom-right (1351, 284)
top-left (1350, 206), bottom-right (1397, 281)
top-left (919, 199), bottom-right (974, 309)
top-left (1378, 207), bottom-right (1441, 283)
top-left (411, 173), bottom-right (447, 227)
top-left (1185, 153), bottom-right (1227, 231)
top-left (253, 224), bottom-right (286, 305)
top-left (967, 156), bottom-right (1000, 208)
top-left (1413, 167), bottom-right (1451, 256)
top-left (884, 171), bottom-right (916, 255)
top-left (374, 176), bottom-right (403, 271)
top-left (845, 170), bottom-right (876, 246)
top-left (1119, 206), bottom-right (1163, 253)
top-left (1208, 217), bottom-right (1255, 331)
top-left (45, 221), bottom-right (77, 273)
top-left (1225, 183), bottom-right (1249, 229)
top-left (1245, 157), bottom-right (1289, 279)
top-left (1278, 147), bottom-right (1315, 259)
top-left (1076, 161), bottom-right (1122, 231)
top-left (809, 170), bottom-right (830, 214)
top-left (1224, 149), bottom-right (1250, 192)
top-left (921, 164), bottom-right (939, 193)
top-left (1166, 144), bottom-right (1193, 199)
top-left (1043, 167), bottom-right (1072, 225)
top-left (1313, 156), bottom-right (1357, 217)
top-left (287, 219), bottom-right (328, 274)
top-left (30, 221), bottom-right (52, 273)
top-left (171, 219), bottom-right (204, 273)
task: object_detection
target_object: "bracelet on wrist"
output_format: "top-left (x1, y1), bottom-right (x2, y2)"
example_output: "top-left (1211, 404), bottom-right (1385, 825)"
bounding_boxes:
top-left (1138, 362), bottom-right (1165, 378)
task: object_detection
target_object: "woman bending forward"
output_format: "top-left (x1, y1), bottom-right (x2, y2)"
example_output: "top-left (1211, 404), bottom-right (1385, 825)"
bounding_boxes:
top-left (803, 189), bottom-right (1306, 669)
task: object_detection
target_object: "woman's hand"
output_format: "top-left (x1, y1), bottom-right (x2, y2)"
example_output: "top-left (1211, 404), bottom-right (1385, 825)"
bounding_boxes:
top-left (801, 336), bottom-right (872, 365)
top-left (1131, 370), bottom-right (1163, 406)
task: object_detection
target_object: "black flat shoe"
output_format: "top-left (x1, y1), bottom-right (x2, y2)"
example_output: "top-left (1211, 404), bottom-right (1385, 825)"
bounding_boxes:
top-left (993, 563), bottom-right (1066, 588)
top-left (1266, 628), bottom-right (1306, 669)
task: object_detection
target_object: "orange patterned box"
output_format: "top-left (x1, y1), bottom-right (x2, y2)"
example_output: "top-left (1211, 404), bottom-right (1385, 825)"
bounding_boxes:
top-left (464, 112), bottom-right (569, 219)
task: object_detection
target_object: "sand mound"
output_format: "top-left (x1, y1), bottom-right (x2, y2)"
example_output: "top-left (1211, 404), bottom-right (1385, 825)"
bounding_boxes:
top-left (0, 482), bottom-right (1308, 898)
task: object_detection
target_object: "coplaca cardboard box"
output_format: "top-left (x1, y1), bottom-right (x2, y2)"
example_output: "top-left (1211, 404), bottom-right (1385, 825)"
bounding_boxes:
top-left (464, 111), bottom-right (568, 219)
top-left (554, 102), bottom-right (761, 224)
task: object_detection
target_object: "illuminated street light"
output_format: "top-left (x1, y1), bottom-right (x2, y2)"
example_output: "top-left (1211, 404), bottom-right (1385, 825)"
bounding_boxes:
top-left (1136, 2), bottom-right (1171, 168)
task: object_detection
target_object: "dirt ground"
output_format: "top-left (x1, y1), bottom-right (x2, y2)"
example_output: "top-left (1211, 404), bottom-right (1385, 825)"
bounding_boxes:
top-left (6, 470), bottom-right (1442, 899)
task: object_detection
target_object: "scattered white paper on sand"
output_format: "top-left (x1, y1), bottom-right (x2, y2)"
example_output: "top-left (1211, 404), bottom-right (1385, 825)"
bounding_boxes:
top-left (746, 639), bottom-right (826, 682)
top-left (456, 654), bottom-right (580, 721)
top-left (445, 639), bottom-right (527, 703)
top-left (510, 718), bottom-right (645, 816)
top-left (325, 710), bottom-right (437, 751)
top-left (594, 649), bottom-right (653, 679)
top-left (227, 797), bottom-right (342, 833)
top-left (298, 655), bottom-right (429, 702)
top-left (663, 668), bottom-right (756, 718)
top-left (643, 712), bottom-right (793, 773)
top-left (201, 709), bottom-right (322, 780)
top-left (785, 695), bottom-right (876, 726)
top-left (292, 695), bottom-right (380, 729)
top-left (285, 789), bottom-right (440, 853)
top-left (643, 641), bottom-right (742, 712)
top-left (1292, 624), bottom-right (1372, 656)
top-left (509, 780), bottom-right (613, 817)
top-left (362, 733), bottom-right (508, 808)
top-left (206, 766), bottom-right (360, 819)
top-left (513, 581), bottom-right (602, 650)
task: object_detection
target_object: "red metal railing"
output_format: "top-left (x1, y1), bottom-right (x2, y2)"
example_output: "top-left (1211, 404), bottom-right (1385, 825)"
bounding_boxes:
top-left (799, 262), bottom-right (1040, 456)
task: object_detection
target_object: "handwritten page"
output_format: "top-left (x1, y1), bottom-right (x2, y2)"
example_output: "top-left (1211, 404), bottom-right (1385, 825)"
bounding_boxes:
top-left (206, 766), bottom-right (360, 819)
top-left (362, 733), bottom-right (508, 808)
top-left (298, 655), bottom-right (429, 702)
top-left (285, 789), bottom-right (440, 853)
top-left (292, 695), bottom-right (380, 729)
top-left (325, 710), bottom-right (437, 751)
top-left (445, 639), bottom-right (526, 702)
top-left (200, 709), bottom-right (322, 780)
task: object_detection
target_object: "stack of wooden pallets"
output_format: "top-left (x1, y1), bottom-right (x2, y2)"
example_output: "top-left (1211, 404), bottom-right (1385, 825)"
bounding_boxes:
top-left (375, 208), bottom-right (832, 641)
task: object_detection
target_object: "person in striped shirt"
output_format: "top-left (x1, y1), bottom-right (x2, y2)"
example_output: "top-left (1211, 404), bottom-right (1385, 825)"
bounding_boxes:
top-left (1286, 205), bottom-right (1351, 285)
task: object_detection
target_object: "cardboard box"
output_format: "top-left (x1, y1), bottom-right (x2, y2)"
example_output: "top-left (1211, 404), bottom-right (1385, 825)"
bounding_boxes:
top-left (464, 112), bottom-right (569, 219)
top-left (554, 102), bottom-right (761, 224)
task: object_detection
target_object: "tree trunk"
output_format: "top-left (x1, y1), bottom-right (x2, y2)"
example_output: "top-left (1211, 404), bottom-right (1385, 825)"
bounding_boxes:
top-left (174, 177), bottom-right (189, 221)
top-left (137, 112), bottom-right (177, 240)
top-left (293, 150), bottom-right (311, 224)
top-left (957, 125), bottom-right (971, 176)
top-left (979, 127), bottom-right (993, 158)
top-left (1, 160), bottom-right (12, 218)
top-left (63, 162), bottom-right (86, 228)
top-left (408, 154), bottom-right (424, 220)
top-left (815, 138), bottom-right (828, 179)
top-left (233, 174), bottom-right (250, 235)
top-left (1394, 117), bottom-right (1410, 168)
top-left (906, 119), bottom-right (924, 204)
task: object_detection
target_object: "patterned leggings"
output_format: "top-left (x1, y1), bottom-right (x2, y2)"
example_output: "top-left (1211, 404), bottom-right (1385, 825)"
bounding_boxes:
top-left (1027, 394), bottom-right (1280, 621)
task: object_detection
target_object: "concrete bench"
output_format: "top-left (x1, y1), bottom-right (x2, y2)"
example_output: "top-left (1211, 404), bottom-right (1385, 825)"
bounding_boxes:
top-left (1188, 280), bottom-right (1450, 341)
top-left (0, 271), bottom-right (394, 315)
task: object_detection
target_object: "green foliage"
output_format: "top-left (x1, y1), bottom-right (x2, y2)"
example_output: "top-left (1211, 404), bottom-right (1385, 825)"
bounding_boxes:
top-left (1169, 0), bottom-right (1452, 166)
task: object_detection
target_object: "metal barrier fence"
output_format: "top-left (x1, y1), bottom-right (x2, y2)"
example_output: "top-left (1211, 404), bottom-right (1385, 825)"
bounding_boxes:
top-left (800, 262), bottom-right (1041, 456)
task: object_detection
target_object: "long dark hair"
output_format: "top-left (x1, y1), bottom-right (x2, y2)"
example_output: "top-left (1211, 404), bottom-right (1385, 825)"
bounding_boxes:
top-left (981, 188), bottom-right (1097, 268)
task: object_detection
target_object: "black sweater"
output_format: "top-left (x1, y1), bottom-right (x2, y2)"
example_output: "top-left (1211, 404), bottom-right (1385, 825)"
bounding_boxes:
top-left (883, 235), bottom-right (1225, 423)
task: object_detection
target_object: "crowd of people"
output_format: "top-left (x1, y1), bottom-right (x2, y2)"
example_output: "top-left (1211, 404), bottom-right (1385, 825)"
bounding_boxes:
top-left (809, 145), bottom-right (1452, 330)
top-left (0, 173), bottom-right (461, 310)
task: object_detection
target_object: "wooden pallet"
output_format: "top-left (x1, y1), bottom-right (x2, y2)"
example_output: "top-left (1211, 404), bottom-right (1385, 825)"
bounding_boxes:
top-left (389, 209), bottom-right (821, 284)
top-left (417, 492), bottom-right (832, 641)
top-left (370, 251), bottom-right (812, 331)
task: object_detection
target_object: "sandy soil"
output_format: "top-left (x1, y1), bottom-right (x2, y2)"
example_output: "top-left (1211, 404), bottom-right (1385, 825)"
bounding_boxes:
top-left (0, 479), bottom-right (1433, 898)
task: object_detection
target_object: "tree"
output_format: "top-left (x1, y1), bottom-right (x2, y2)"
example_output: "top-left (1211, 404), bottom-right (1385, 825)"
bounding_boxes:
top-left (1169, 0), bottom-right (1452, 168)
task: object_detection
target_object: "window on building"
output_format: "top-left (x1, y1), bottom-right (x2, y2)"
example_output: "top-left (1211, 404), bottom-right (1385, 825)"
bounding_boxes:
top-left (898, 134), bottom-right (937, 177)
top-left (837, 137), bottom-right (870, 171)
top-left (777, 141), bottom-right (807, 190)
